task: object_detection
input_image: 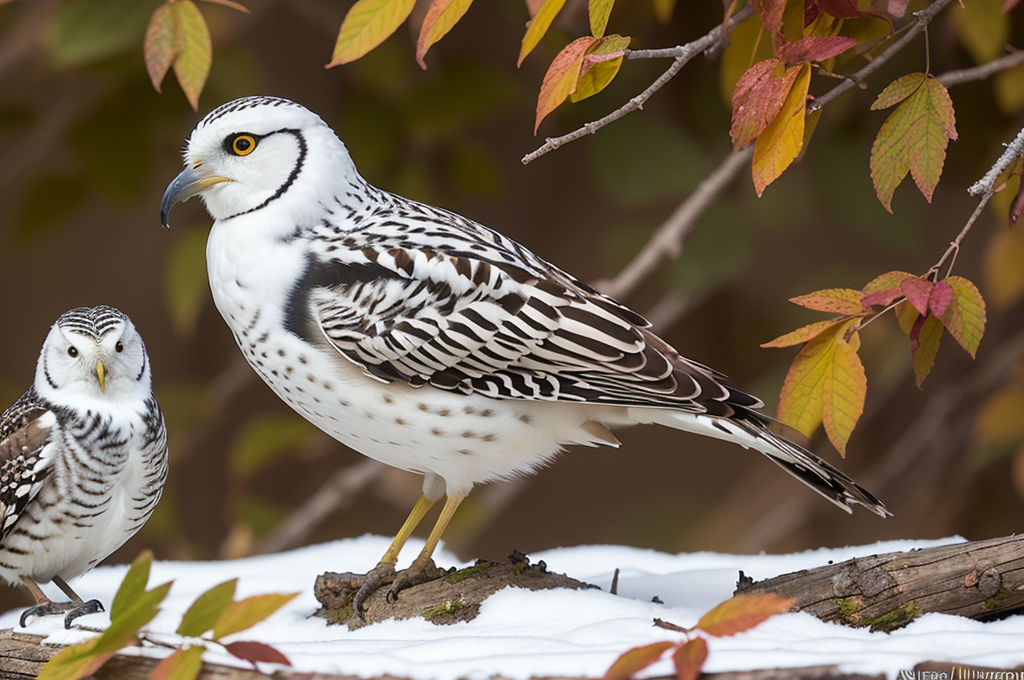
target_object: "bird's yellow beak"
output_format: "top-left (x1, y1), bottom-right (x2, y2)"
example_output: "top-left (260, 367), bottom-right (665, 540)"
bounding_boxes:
top-left (160, 164), bottom-right (232, 229)
top-left (96, 360), bottom-right (106, 393)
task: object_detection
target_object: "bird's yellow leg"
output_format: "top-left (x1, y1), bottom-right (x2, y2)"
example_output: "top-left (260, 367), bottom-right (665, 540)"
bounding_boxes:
top-left (380, 493), bottom-right (435, 564)
top-left (406, 494), bottom-right (464, 573)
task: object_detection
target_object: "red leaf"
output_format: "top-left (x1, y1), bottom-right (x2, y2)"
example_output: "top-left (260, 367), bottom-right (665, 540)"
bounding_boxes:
top-left (731, 59), bottom-right (798, 149)
top-left (899, 277), bottom-right (933, 317)
top-left (673, 638), bottom-right (708, 680)
top-left (908, 313), bottom-right (926, 353)
top-left (929, 280), bottom-right (954, 318)
top-left (697, 594), bottom-right (797, 637)
top-left (225, 641), bottom-right (292, 667)
top-left (751, 0), bottom-right (786, 34)
top-left (860, 288), bottom-right (903, 308)
top-left (776, 36), bottom-right (856, 67)
top-left (603, 640), bottom-right (676, 680)
top-left (812, 0), bottom-right (893, 30)
top-left (534, 36), bottom-right (596, 132)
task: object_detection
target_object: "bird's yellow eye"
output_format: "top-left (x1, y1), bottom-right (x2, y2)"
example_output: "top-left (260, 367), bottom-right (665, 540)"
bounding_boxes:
top-left (230, 134), bottom-right (257, 156)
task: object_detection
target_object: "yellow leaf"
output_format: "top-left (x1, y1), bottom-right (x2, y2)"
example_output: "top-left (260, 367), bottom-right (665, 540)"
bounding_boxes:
top-left (697, 594), bottom-right (795, 637)
top-left (940, 276), bottom-right (986, 358)
top-left (777, 319), bottom-right (855, 440)
top-left (144, 3), bottom-right (183, 93)
top-left (37, 637), bottom-right (116, 680)
top-left (212, 592), bottom-right (299, 640)
top-left (984, 224), bottom-right (1024, 308)
top-left (789, 287), bottom-right (863, 314)
top-left (821, 331), bottom-right (866, 455)
top-left (570, 34), bottom-right (630, 103)
top-left (761, 318), bottom-right (845, 348)
top-left (416, 0), bottom-right (475, 69)
top-left (151, 646), bottom-right (205, 680)
top-left (170, 0), bottom-right (211, 111)
top-left (328, 0), bottom-right (416, 67)
top-left (751, 63), bottom-right (810, 196)
top-left (870, 74), bottom-right (958, 212)
top-left (534, 36), bottom-right (595, 132)
top-left (862, 270), bottom-right (916, 295)
top-left (951, 0), bottom-right (1008, 64)
top-left (518, 0), bottom-right (567, 66)
top-left (589, 0), bottom-right (614, 38)
top-left (652, 0), bottom-right (676, 23)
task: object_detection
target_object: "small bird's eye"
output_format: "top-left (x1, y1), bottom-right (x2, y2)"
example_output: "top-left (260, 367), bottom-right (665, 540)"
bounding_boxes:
top-left (67, 346), bottom-right (79, 358)
top-left (115, 341), bottom-right (124, 353)
top-left (229, 134), bottom-right (257, 156)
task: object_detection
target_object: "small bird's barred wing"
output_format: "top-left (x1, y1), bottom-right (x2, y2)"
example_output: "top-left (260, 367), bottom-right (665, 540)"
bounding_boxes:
top-left (0, 391), bottom-right (55, 541)
top-left (309, 245), bottom-right (761, 415)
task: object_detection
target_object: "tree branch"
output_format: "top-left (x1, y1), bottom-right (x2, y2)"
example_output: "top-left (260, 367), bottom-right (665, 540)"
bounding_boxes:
top-left (938, 48), bottom-right (1024, 88)
top-left (521, 6), bottom-right (754, 165)
top-left (969, 123), bottom-right (1024, 197)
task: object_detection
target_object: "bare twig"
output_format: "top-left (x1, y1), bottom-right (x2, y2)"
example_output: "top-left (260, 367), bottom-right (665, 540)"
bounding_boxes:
top-left (969, 123), bottom-right (1024, 197)
top-left (808, 0), bottom-right (956, 113)
top-left (521, 6), bottom-right (754, 165)
top-left (598, 147), bottom-right (753, 301)
top-left (938, 48), bottom-right (1024, 88)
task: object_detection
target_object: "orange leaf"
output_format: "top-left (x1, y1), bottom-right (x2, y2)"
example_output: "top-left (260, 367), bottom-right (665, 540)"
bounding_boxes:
top-left (775, 35), bottom-right (856, 67)
top-left (697, 594), bottom-right (796, 637)
top-left (603, 640), bottom-right (676, 680)
top-left (144, 3), bottom-right (184, 93)
top-left (939, 276), bottom-right (986, 358)
top-left (789, 288), bottom-right (863, 314)
top-left (328, 0), bottom-right (416, 67)
top-left (822, 335), bottom-right (867, 455)
top-left (761, 318), bottom-right (845, 348)
top-left (870, 74), bottom-right (958, 212)
top-left (170, 0), bottom-right (211, 111)
top-left (731, 59), bottom-right (799, 149)
top-left (534, 36), bottom-right (596, 132)
top-left (151, 646), bottom-right (205, 680)
top-left (752, 63), bottom-right (811, 196)
top-left (518, 0), bottom-right (567, 66)
top-left (416, 0), bottom-right (475, 69)
top-left (672, 638), bottom-right (708, 680)
top-left (212, 592), bottom-right (299, 640)
top-left (589, 0), bottom-right (614, 38)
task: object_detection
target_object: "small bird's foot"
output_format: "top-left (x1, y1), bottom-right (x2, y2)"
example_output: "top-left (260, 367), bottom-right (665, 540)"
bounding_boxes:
top-left (64, 599), bottom-right (104, 629)
top-left (352, 561), bottom-right (397, 616)
top-left (385, 558), bottom-right (445, 603)
top-left (20, 601), bottom-right (72, 628)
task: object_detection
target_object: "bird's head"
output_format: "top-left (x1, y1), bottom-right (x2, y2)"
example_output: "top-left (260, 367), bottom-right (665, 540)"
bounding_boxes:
top-left (160, 96), bottom-right (356, 228)
top-left (36, 306), bottom-right (151, 405)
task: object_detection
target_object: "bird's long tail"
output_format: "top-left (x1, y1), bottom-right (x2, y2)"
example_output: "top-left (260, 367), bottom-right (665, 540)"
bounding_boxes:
top-left (628, 407), bottom-right (890, 518)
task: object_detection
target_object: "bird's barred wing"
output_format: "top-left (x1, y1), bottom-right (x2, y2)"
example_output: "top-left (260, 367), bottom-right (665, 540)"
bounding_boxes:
top-left (0, 392), bottom-right (55, 541)
top-left (309, 247), bottom-right (761, 414)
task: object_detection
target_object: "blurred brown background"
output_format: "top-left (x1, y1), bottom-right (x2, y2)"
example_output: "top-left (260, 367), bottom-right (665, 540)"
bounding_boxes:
top-left (1, 0), bottom-right (1023, 614)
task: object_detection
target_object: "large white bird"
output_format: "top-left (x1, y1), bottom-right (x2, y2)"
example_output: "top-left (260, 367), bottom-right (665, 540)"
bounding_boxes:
top-left (161, 96), bottom-right (887, 611)
top-left (0, 306), bottom-right (168, 627)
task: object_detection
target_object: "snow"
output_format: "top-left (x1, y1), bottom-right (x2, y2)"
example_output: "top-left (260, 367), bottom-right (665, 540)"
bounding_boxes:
top-left (3, 535), bottom-right (1023, 678)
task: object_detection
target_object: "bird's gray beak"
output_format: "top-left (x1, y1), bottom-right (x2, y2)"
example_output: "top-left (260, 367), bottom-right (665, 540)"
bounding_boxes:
top-left (160, 165), bottom-right (232, 229)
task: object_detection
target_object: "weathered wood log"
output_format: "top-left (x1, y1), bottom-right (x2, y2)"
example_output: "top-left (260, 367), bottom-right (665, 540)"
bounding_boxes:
top-left (735, 534), bottom-right (1024, 631)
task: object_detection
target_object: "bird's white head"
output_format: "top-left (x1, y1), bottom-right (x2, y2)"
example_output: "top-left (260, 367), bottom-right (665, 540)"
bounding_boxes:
top-left (160, 96), bottom-right (359, 229)
top-left (35, 306), bottom-right (152, 407)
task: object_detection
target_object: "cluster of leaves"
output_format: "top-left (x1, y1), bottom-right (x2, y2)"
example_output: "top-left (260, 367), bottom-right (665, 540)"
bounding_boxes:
top-left (38, 551), bottom-right (298, 680)
top-left (763, 272), bottom-right (986, 454)
top-left (602, 594), bottom-right (796, 680)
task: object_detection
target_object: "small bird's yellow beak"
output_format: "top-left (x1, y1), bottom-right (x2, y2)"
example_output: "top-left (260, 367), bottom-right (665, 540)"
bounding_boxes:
top-left (96, 360), bottom-right (106, 393)
top-left (160, 164), bottom-right (232, 229)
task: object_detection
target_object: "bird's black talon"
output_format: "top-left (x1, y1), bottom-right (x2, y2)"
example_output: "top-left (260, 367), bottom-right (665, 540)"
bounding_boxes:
top-left (64, 599), bottom-right (104, 629)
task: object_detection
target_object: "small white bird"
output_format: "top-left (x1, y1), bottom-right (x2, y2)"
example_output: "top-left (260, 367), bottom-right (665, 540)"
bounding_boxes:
top-left (161, 96), bottom-right (887, 611)
top-left (0, 306), bottom-right (168, 628)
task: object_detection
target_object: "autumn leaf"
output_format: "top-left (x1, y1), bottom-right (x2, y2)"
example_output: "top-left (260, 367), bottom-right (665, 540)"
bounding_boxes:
top-left (889, 0), bottom-right (910, 17)
top-left (37, 637), bottom-right (119, 680)
top-left (939, 276), bottom-right (986, 358)
top-left (144, 3), bottom-right (184, 92)
top-left (775, 35), bottom-right (856, 67)
top-left (789, 287), bottom-right (863, 314)
top-left (908, 311), bottom-right (943, 386)
top-left (752, 62), bottom-right (811, 196)
top-left (731, 59), bottom-right (799, 149)
top-left (534, 36), bottom-right (596, 132)
top-left (899, 276), bottom-right (933, 316)
top-left (328, 0), bottom-right (416, 67)
top-left (170, 0), bottom-right (211, 111)
top-left (761, 318), bottom-right (845, 348)
top-left (177, 579), bottom-right (237, 637)
top-left (212, 592), bottom-right (299, 640)
top-left (589, 0), bottom-right (614, 38)
top-left (697, 594), bottom-right (796, 637)
top-left (860, 270), bottom-right (916, 308)
top-left (225, 641), bottom-right (292, 666)
top-left (571, 34), bottom-right (630, 103)
top-left (416, 0), bottom-right (475, 69)
top-left (751, 0), bottom-right (786, 34)
top-left (110, 550), bottom-right (154, 622)
top-left (673, 638), bottom-right (708, 680)
top-left (151, 646), bottom-right (205, 680)
top-left (777, 319), bottom-right (865, 453)
top-left (812, 0), bottom-right (893, 31)
top-left (603, 640), bottom-right (676, 680)
top-left (870, 73), bottom-right (958, 212)
top-left (518, 0), bottom-right (567, 66)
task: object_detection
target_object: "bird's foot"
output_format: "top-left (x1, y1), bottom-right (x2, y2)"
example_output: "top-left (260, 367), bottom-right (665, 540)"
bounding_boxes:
top-left (352, 561), bottom-right (397, 616)
top-left (385, 558), bottom-right (445, 603)
top-left (64, 599), bottom-right (104, 629)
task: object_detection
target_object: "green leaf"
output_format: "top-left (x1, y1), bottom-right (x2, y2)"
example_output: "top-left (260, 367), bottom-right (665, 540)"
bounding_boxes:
top-left (151, 646), bottom-right (206, 680)
top-left (589, 0), bottom-right (614, 38)
top-left (94, 581), bottom-right (173, 656)
top-left (170, 0), bottom-right (212, 111)
top-left (163, 226), bottom-right (211, 339)
top-left (145, 3), bottom-right (184, 93)
top-left (177, 579), bottom-right (237, 637)
top-left (415, 0), bottom-right (475, 69)
top-left (110, 550), bottom-right (153, 622)
top-left (212, 592), bottom-right (300, 640)
top-left (518, 0), bottom-right (567, 66)
top-left (870, 72), bottom-right (926, 111)
top-left (329, 0), bottom-right (417, 66)
top-left (534, 36), bottom-right (595, 132)
top-left (602, 640), bottom-right (675, 680)
top-left (229, 414), bottom-right (315, 480)
top-left (37, 637), bottom-right (117, 680)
